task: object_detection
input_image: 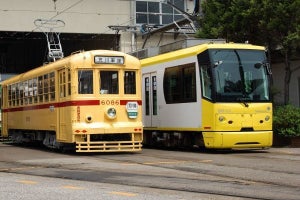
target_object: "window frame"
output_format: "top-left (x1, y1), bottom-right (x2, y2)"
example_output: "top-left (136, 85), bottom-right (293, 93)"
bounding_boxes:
top-left (135, 0), bottom-right (185, 25)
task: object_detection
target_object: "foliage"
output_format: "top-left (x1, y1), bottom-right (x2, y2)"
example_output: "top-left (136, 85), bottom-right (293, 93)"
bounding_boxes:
top-left (196, 0), bottom-right (300, 48)
top-left (273, 104), bottom-right (300, 137)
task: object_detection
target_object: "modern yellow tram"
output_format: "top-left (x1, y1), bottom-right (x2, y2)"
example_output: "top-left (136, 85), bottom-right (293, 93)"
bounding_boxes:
top-left (1, 50), bottom-right (143, 152)
top-left (141, 42), bottom-right (273, 149)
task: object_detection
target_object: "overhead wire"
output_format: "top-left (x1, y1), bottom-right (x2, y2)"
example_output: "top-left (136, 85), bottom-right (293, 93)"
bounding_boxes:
top-left (2, 0), bottom-right (136, 36)
top-left (28, 0), bottom-right (85, 35)
top-left (2, 0), bottom-right (138, 46)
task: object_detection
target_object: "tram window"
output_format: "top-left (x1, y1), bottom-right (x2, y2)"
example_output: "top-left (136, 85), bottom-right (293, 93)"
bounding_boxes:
top-left (8, 85), bottom-right (12, 107)
top-left (100, 71), bottom-right (118, 94)
top-left (15, 83), bottom-right (19, 106)
top-left (78, 70), bottom-right (93, 94)
top-left (58, 68), bottom-right (71, 97)
top-left (23, 81), bottom-right (28, 105)
top-left (33, 78), bottom-right (38, 103)
top-left (49, 72), bottom-right (55, 101)
top-left (12, 84), bottom-right (16, 106)
top-left (152, 76), bottom-right (157, 115)
top-left (43, 74), bottom-right (49, 102)
top-left (163, 63), bottom-right (196, 104)
top-left (59, 70), bottom-right (66, 97)
top-left (28, 79), bottom-right (33, 104)
top-left (67, 69), bottom-right (71, 96)
top-left (124, 71), bottom-right (136, 94)
top-left (200, 65), bottom-right (212, 100)
top-left (183, 67), bottom-right (196, 99)
top-left (18, 82), bottom-right (23, 105)
top-left (38, 76), bottom-right (43, 102)
top-left (145, 77), bottom-right (150, 115)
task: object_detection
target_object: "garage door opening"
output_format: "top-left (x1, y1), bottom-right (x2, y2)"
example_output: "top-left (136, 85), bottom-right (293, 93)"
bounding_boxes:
top-left (0, 31), bottom-right (119, 74)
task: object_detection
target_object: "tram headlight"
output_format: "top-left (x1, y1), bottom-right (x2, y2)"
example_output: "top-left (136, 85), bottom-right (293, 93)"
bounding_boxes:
top-left (265, 115), bottom-right (270, 121)
top-left (219, 116), bottom-right (225, 122)
top-left (106, 107), bottom-right (117, 119)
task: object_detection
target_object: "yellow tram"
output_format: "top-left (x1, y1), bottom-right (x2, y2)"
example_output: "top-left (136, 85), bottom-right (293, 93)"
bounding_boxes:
top-left (1, 50), bottom-right (143, 152)
top-left (141, 42), bottom-right (273, 149)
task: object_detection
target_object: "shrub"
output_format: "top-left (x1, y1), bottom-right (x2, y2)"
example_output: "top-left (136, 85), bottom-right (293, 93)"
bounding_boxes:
top-left (273, 104), bottom-right (300, 137)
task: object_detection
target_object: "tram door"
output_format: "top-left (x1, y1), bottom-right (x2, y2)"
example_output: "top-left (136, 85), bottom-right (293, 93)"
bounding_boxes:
top-left (142, 72), bottom-right (158, 127)
top-left (1, 85), bottom-right (8, 137)
top-left (57, 68), bottom-right (68, 141)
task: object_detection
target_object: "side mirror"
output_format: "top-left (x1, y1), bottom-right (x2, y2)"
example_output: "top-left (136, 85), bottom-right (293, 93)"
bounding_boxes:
top-left (254, 63), bottom-right (262, 69)
top-left (254, 62), bottom-right (272, 75)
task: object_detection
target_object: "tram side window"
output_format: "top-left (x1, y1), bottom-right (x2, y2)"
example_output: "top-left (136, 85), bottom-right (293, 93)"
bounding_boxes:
top-left (33, 78), bottom-right (38, 103)
top-left (200, 65), bottom-right (212, 100)
top-left (67, 69), bottom-right (71, 96)
top-left (28, 79), bottom-right (33, 104)
top-left (43, 74), bottom-right (49, 102)
top-left (100, 71), bottom-right (118, 94)
top-left (59, 68), bottom-right (71, 97)
top-left (163, 63), bottom-right (196, 104)
top-left (59, 70), bottom-right (66, 97)
top-left (124, 71), bottom-right (136, 94)
top-left (8, 85), bottom-right (11, 107)
top-left (49, 72), bottom-right (55, 101)
top-left (18, 82), bottom-right (23, 105)
top-left (38, 76), bottom-right (43, 102)
top-left (15, 83), bottom-right (19, 106)
top-left (23, 81), bottom-right (28, 105)
top-left (145, 77), bottom-right (150, 115)
top-left (12, 84), bottom-right (16, 106)
top-left (5, 75), bottom-right (55, 106)
top-left (78, 70), bottom-right (93, 94)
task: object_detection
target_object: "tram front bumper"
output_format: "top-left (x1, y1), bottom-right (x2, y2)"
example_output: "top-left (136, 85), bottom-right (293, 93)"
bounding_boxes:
top-left (72, 124), bottom-right (143, 152)
top-left (203, 131), bottom-right (273, 149)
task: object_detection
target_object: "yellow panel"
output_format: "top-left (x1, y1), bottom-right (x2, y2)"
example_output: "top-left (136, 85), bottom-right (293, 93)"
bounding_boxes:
top-left (203, 131), bottom-right (273, 148)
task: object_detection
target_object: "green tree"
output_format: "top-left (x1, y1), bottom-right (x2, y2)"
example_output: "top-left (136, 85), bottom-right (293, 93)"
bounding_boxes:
top-left (196, 0), bottom-right (300, 104)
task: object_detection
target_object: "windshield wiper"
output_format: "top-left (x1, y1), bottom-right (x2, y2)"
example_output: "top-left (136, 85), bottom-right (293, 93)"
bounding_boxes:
top-left (234, 50), bottom-right (246, 93)
top-left (237, 97), bottom-right (249, 107)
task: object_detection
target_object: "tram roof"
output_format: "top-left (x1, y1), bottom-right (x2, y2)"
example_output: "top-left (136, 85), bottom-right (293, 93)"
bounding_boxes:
top-left (1, 50), bottom-right (140, 85)
top-left (141, 43), bottom-right (265, 67)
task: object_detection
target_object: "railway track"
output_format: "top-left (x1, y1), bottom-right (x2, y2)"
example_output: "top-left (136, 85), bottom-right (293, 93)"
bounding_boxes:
top-left (1, 143), bottom-right (299, 200)
top-left (0, 136), bottom-right (11, 143)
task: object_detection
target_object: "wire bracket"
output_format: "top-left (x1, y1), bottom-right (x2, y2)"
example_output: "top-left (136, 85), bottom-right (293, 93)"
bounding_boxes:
top-left (34, 19), bottom-right (65, 62)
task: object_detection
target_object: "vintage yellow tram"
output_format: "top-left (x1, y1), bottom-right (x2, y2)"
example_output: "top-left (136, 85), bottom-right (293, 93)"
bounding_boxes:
top-left (141, 42), bottom-right (273, 149)
top-left (1, 50), bottom-right (143, 152)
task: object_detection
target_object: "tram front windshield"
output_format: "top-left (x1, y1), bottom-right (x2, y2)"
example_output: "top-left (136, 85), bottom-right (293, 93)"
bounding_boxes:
top-left (199, 49), bottom-right (270, 102)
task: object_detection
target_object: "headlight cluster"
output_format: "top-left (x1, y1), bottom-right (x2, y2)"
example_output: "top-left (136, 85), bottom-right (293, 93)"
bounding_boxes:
top-left (265, 115), bottom-right (270, 121)
top-left (218, 116), bottom-right (225, 122)
top-left (106, 107), bottom-right (117, 119)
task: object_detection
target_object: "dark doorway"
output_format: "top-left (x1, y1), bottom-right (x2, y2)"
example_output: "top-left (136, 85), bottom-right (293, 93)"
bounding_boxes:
top-left (0, 31), bottom-right (119, 74)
